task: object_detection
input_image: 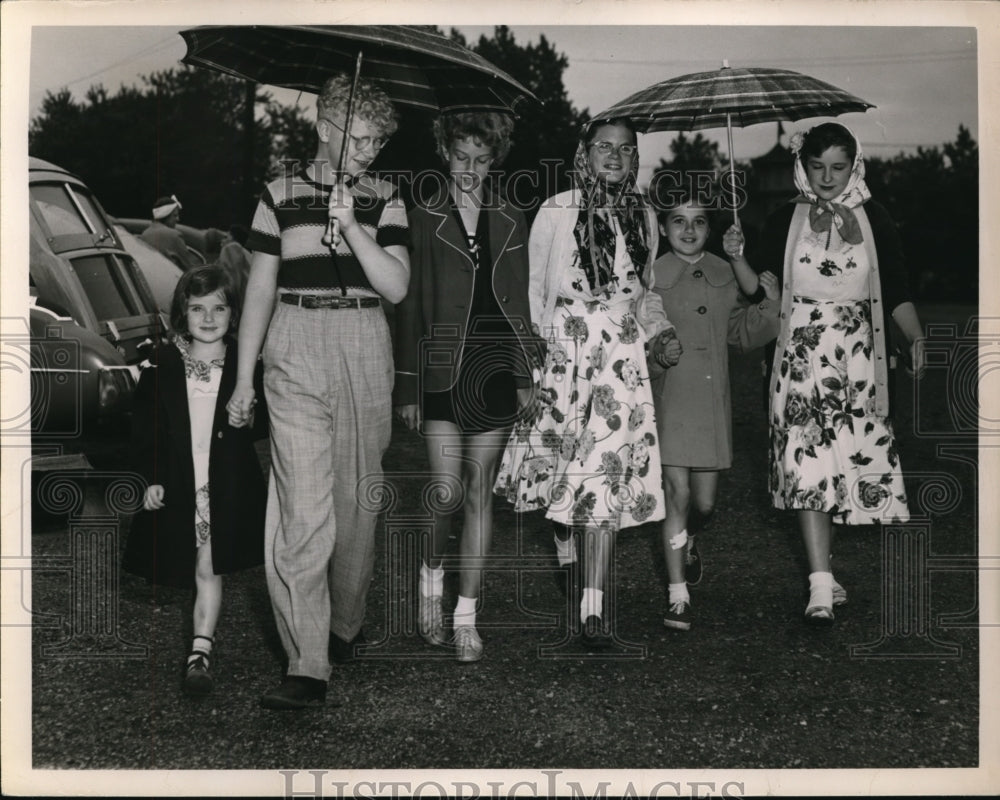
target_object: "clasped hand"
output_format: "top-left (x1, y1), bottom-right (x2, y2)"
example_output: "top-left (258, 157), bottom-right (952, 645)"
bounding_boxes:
top-left (651, 328), bottom-right (683, 367)
top-left (226, 384), bottom-right (256, 428)
top-left (323, 182), bottom-right (356, 248)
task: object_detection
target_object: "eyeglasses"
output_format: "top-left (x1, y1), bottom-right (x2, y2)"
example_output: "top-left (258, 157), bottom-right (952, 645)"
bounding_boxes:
top-left (319, 117), bottom-right (389, 153)
top-left (589, 141), bottom-right (637, 157)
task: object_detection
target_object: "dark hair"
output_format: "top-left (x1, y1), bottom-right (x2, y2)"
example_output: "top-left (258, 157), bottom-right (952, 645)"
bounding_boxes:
top-left (800, 122), bottom-right (857, 162)
top-left (584, 116), bottom-right (639, 146)
top-left (433, 111), bottom-right (515, 165)
top-left (169, 265), bottom-right (240, 338)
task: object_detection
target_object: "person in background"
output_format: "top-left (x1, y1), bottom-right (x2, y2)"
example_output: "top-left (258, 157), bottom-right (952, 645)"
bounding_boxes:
top-left (394, 111), bottom-right (537, 663)
top-left (227, 72), bottom-right (409, 709)
top-left (648, 191), bottom-right (779, 632)
top-left (735, 122), bottom-right (925, 625)
top-left (218, 224), bottom-right (253, 300)
top-left (140, 194), bottom-right (197, 270)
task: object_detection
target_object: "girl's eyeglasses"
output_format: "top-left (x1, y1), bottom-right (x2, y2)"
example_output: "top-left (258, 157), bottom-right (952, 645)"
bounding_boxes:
top-left (589, 141), bottom-right (637, 157)
top-left (320, 117), bottom-right (388, 152)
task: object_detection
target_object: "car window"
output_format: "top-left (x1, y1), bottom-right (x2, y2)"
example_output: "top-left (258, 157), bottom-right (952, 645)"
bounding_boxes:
top-left (31, 181), bottom-right (111, 238)
top-left (70, 253), bottom-right (137, 320)
top-left (31, 183), bottom-right (91, 236)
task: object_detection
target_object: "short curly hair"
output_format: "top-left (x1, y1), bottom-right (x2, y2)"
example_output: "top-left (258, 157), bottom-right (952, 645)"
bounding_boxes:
top-left (170, 265), bottom-right (240, 339)
top-left (433, 111), bottom-right (515, 165)
top-left (317, 73), bottom-right (399, 138)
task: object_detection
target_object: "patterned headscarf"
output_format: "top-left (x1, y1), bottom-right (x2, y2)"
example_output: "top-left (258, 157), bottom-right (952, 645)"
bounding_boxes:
top-left (791, 125), bottom-right (871, 247)
top-left (571, 123), bottom-right (651, 294)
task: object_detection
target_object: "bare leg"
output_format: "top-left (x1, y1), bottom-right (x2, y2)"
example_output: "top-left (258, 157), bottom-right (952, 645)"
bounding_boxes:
top-left (798, 510), bottom-right (833, 573)
top-left (661, 466), bottom-right (691, 586)
top-left (193, 542), bottom-right (222, 642)
top-left (456, 428), bottom-right (508, 600)
top-left (422, 420), bottom-right (466, 569)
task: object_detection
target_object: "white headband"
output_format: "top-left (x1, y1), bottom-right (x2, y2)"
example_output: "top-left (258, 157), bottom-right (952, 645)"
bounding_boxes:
top-left (152, 195), bottom-right (182, 220)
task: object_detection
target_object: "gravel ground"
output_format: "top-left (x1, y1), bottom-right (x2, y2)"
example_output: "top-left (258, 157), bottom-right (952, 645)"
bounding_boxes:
top-left (28, 304), bottom-right (980, 773)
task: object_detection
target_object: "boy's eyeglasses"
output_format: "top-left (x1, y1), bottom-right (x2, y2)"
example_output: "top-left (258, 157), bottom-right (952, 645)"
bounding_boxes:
top-left (320, 117), bottom-right (388, 152)
top-left (589, 141), bottom-right (637, 157)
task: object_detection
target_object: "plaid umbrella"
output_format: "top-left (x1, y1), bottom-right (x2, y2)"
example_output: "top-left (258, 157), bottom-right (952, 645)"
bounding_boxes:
top-left (180, 25), bottom-right (537, 115)
top-left (595, 64), bottom-right (875, 221)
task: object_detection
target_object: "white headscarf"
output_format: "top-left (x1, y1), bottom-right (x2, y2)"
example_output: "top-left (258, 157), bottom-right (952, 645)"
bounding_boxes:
top-left (790, 125), bottom-right (870, 245)
top-left (152, 195), bottom-right (182, 220)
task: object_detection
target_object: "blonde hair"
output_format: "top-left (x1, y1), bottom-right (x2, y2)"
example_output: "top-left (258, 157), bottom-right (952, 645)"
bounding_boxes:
top-left (317, 73), bottom-right (399, 137)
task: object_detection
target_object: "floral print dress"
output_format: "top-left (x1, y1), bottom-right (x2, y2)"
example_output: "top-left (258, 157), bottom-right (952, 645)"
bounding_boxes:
top-left (495, 228), bottom-right (663, 531)
top-left (177, 337), bottom-right (225, 546)
top-left (770, 222), bottom-right (909, 524)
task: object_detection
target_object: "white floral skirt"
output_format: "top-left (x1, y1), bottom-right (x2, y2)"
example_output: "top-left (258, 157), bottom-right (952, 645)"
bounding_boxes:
top-left (495, 296), bottom-right (664, 531)
top-left (769, 296), bottom-right (910, 524)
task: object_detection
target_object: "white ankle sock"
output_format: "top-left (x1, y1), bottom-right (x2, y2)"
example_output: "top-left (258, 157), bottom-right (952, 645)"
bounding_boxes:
top-left (420, 562), bottom-right (444, 597)
top-left (554, 532), bottom-right (577, 566)
top-left (668, 582), bottom-right (689, 605)
top-left (579, 588), bottom-right (604, 623)
top-left (808, 571), bottom-right (834, 608)
top-left (453, 594), bottom-right (477, 628)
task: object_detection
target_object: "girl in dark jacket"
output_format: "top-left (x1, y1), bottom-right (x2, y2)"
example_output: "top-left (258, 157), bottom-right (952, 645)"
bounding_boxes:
top-left (393, 111), bottom-right (536, 662)
top-left (124, 266), bottom-right (266, 695)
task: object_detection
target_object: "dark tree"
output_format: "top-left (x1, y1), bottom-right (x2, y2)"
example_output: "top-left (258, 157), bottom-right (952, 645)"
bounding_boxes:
top-left (30, 66), bottom-right (314, 229)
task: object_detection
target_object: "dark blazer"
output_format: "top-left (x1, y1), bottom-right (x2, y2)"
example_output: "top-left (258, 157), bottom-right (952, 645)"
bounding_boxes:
top-left (393, 190), bottom-right (539, 407)
top-left (123, 339), bottom-right (266, 588)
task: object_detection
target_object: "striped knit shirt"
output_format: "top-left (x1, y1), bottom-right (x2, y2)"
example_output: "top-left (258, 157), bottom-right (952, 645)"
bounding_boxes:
top-left (246, 169), bottom-right (409, 294)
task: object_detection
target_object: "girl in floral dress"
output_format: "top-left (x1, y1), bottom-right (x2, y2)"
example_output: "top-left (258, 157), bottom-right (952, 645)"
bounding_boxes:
top-left (734, 123), bottom-right (926, 625)
top-left (124, 266), bottom-right (266, 695)
top-left (495, 118), bottom-right (680, 647)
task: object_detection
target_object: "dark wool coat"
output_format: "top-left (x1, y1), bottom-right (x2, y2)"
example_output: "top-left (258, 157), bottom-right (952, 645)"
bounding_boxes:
top-left (123, 340), bottom-right (266, 588)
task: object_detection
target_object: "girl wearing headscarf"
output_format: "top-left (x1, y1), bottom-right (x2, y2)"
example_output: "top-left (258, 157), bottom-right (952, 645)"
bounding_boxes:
top-left (495, 118), bottom-right (681, 647)
top-left (728, 122), bottom-right (926, 625)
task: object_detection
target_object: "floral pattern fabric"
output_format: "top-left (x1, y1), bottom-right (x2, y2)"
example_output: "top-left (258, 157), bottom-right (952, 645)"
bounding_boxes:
top-left (769, 226), bottom-right (909, 525)
top-left (495, 230), bottom-right (663, 531)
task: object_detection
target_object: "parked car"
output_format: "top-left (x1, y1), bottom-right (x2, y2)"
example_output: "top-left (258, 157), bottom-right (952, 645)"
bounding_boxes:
top-left (113, 223), bottom-right (183, 314)
top-left (114, 217), bottom-right (223, 267)
top-left (28, 157), bottom-right (166, 468)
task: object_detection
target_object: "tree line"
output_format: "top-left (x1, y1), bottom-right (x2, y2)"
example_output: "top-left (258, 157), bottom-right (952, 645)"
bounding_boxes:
top-left (29, 26), bottom-right (977, 302)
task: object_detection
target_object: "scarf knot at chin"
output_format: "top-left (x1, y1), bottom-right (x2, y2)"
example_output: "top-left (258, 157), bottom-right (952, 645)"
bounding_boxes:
top-left (804, 199), bottom-right (864, 246)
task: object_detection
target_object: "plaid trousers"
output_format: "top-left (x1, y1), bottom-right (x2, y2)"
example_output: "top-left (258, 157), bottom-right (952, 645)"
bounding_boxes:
top-left (263, 301), bottom-right (392, 680)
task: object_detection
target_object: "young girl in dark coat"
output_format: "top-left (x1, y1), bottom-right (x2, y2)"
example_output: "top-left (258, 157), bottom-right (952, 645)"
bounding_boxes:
top-left (124, 266), bottom-right (266, 695)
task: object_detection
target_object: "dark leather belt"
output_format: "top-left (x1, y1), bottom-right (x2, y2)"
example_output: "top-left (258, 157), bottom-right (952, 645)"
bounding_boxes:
top-left (280, 294), bottom-right (381, 310)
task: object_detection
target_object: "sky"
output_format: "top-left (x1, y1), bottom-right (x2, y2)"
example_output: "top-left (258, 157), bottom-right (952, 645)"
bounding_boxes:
top-left (24, 19), bottom-right (978, 187)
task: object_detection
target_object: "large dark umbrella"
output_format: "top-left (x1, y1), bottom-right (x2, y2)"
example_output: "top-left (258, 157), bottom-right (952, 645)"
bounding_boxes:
top-left (180, 25), bottom-right (536, 115)
top-left (595, 62), bottom-right (875, 222)
top-left (180, 24), bottom-right (538, 268)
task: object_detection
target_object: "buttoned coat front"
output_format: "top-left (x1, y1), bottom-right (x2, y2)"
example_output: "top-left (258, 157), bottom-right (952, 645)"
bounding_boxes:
top-left (651, 251), bottom-right (779, 469)
top-left (393, 190), bottom-right (538, 407)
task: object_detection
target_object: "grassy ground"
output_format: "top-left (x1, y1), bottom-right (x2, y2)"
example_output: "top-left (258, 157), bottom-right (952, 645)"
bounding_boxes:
top-left (29, 304), bottom-right (980, 771)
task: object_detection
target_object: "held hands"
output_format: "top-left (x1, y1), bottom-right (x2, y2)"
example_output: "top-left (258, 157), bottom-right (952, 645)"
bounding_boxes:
top-left (723, 224), bottom-right (745, 260)
top-left (651, 328), bottom-right (683, 368)
top-left (322, 181), bottom-right (356, 249)
top-left (396, 404), bottom-right (420, 431)
top-left (226, 383), bottom-right (256, 428)
top-left (143, 484), bottom-right (165, 511)
top-left (758, 270), bottom-right (781, 302)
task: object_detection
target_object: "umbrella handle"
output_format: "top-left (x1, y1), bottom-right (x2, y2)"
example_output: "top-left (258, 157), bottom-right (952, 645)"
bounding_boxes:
top-left (726, 112), bottom-right (739, 227)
